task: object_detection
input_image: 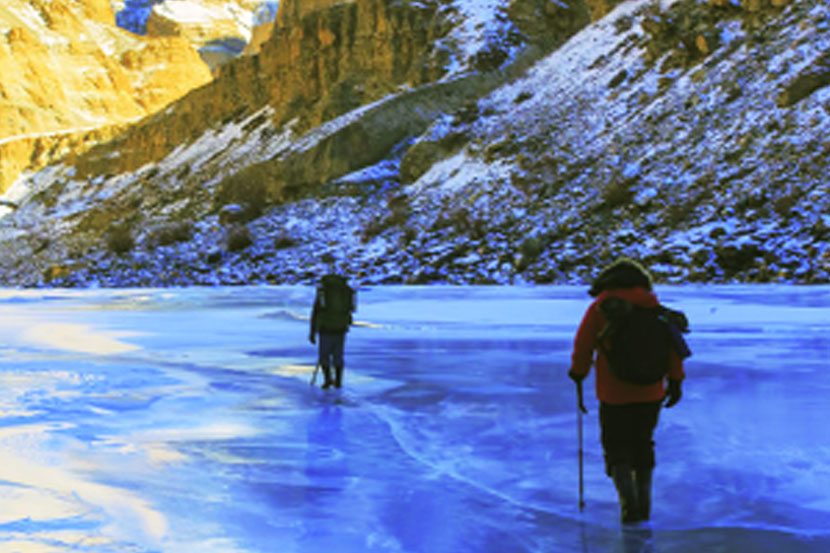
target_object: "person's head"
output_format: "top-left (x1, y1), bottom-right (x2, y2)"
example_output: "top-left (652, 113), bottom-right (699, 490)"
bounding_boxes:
top-left (319, 252), bottom-right (346, 277)
top-left (588, 257), bottom-right (652, 297)
top-left (319, 252), bottom-right (336, 270)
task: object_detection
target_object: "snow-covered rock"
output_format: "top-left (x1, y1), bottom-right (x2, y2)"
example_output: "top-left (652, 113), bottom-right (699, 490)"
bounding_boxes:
top-left (144, 0), bottom-right (273, 71)
top-left (1, 0), bottom-right (828, 287)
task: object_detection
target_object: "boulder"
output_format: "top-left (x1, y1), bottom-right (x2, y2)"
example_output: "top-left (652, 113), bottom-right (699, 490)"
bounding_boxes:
top-left (777, 52), bottom-right (830, 107)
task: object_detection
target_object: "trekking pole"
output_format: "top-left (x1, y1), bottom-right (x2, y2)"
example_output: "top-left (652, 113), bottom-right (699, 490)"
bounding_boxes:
top-left (577, 380), bottom-right (588, 512)
top-left (310, 363), bottom-right (320, 386)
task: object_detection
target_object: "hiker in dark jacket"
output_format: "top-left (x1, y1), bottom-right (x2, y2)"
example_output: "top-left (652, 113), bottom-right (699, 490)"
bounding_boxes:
top-left (310, 272), bottom-right (355, 389)
top-left (568, 258), bottom-right (686, 524)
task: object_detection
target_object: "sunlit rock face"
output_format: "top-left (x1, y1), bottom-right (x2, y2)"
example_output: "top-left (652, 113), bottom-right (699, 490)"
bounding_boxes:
top-left (144, 0), bottom-right (275, 71)
top-left (243, 2), bottom-right (280, 56)
top-left (0, 0), bottom-right (213, 192)
top-left (0, 0), bottom-right (602, 287)
top-left (73, 0), bottom-right (460, 179)
top-left (113, 1), bottom-right (279, 71)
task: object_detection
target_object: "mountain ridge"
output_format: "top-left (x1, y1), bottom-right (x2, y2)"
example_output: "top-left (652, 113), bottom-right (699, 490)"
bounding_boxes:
top-left (1, 0), bottom-right (829, 287)
top-left (0, 0), bottom-right (215, 192)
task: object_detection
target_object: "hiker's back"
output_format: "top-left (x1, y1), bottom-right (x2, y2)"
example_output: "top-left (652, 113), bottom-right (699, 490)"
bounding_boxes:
top-left (599, 297), bottom-right (674, 385)
top-left (316, 274), bottom-right (354, 333)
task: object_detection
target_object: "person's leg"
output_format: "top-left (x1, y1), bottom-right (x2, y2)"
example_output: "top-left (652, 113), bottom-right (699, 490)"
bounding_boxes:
top-left (612, 464), bottom-right (639, 524)
top-left (332, 333), bottom-right (346, 388)
top-left (318, 333), bottom-right (335, 388)
top-left (600, 402), bottom-right (641, 523)
top-left (631, 401), bottom-right (662, 521)
top-left (634, 467), bottom-right (653, 521)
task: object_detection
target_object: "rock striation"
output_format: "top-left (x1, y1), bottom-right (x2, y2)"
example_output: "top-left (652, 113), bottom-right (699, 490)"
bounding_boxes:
top-left (73, 0), bottom-right (461, 179)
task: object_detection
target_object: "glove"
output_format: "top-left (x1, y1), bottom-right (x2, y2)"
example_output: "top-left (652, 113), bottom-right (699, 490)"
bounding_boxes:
top-left (569, 370), bottom-right (588, 414)
top-left (664, 379), bottom-right (682, 408)
top-left (568, 370), bottom-right (586, 384)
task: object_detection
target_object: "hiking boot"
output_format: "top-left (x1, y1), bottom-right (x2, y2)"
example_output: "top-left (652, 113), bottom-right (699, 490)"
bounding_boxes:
top-left (321, 366), bottom-right (334, 389)
top-left (611, 464), bottom-right (640, 524)
top-left (634, 468), bottom-right (653, 522)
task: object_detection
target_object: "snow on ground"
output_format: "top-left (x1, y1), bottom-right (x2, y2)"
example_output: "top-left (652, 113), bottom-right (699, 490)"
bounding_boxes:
top-left (441, 0), bottom-right (518, 76)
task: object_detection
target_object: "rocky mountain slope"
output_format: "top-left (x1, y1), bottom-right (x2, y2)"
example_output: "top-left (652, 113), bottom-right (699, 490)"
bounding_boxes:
top-left (0, 0), bottom-right (214, 193)
top-left (1, 0), bottom-right (829, 287)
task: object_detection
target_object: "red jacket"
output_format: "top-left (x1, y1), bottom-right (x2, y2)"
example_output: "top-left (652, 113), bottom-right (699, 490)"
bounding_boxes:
top-left (570, 287), bottom-right (685, 405)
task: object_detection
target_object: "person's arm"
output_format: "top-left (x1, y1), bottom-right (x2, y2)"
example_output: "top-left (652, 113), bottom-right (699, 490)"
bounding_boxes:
top-left (309, 291), bottom-right (319, 344)
top-left (568, 301), bottom-right (602, 382)
top-left (348, 287), bottom-right (356, 326)
top-left (667, 350), bottom-right (685, 382)
top-left (664, 350), bottom-right (685, 407)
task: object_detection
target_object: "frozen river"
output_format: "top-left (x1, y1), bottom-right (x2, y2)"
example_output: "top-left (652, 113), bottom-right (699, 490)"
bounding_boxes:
top-left (0, 285), bottom-right (828, 553)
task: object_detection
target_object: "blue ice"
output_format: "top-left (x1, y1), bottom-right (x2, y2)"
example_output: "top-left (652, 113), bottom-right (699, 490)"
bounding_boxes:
top-left (0, 285), bottom-right (827, 552)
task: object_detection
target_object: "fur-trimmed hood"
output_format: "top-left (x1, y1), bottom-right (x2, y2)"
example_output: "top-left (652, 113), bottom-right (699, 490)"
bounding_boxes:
top-left (589, 258), bottom-right (653, 297)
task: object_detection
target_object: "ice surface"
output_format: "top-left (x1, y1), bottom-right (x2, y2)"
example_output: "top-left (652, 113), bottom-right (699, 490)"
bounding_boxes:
top-left (0, 285), bottom-right (828, 552)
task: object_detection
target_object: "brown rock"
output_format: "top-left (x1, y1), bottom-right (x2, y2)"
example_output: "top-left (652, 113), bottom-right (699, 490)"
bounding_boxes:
top-left (508, 0), bottom-right (591, 44)
top-left (777, 53), bottom-right (830, 107)
top-left (695, 32), bottom-right (719, 55)
top-left (243, 20), bottom-right (276, 56)
top-left (73, 0), bottom-right (449, 180)
top-left (584, 0), bottom-right (625, 21)
top-left (43, 265), bottom-right (71, 283)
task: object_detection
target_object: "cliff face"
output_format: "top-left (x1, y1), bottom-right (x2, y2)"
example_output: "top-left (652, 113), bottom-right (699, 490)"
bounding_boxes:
top-left (0, 0), bottom-right (605, 286)
top-left (242, 19), bottom-right (275, 56)
top-left (73, 0), bottom-right (592, 183)
top-left (74, 0), bottom-right (453, 178)
top-left (1, 0), bottom-right (824, 289)
top-left (261, 0), bottom-right (447, 123)
top-left (0, 0), bottom-right (213, 192)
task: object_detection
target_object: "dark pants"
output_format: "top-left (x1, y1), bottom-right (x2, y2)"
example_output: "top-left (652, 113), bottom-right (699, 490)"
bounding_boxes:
top-left (318, 332), bottom-right (346, 386)
top-left (599, 401), bottom-right (662, 476)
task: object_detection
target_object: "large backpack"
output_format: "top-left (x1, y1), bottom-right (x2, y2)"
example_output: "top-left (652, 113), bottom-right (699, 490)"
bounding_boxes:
top-left (597, 297), bottom-right (690, 385)
top-left (316, 274), bottom-right (354, 332)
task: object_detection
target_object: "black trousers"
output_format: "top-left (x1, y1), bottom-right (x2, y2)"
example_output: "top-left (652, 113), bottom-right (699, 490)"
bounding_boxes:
top-left (599, 400), bottom-right (662, 476)
top-left (317, 331), bottom-right (345, 369)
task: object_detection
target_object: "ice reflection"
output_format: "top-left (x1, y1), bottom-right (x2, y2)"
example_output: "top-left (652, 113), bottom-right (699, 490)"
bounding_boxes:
top-left (23, 323), bottom-right (140, 355)
top-left (0, 285), bottom-right (826, 552)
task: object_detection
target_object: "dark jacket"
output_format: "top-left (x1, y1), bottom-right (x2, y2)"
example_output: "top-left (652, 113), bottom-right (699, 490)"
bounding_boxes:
top-left (310, 275), bottom-right (355, 336)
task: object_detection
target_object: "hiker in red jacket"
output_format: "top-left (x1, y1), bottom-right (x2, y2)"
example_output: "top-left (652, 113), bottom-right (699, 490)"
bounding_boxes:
top-left (568, 258), bottom-right (687, 524)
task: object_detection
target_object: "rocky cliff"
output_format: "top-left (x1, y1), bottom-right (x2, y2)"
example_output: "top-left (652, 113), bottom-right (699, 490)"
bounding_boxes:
top-left (3, 0), bottom-right (825, 288)
top-left (73, 0), bottom-right (571, 180)
top-left (0, 0), bottom-right (213, 193)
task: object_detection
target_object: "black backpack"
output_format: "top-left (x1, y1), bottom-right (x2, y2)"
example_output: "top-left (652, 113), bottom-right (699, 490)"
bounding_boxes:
top-left (598, 297), bottom-right (690, 385)
top-left (316, 274), bottom-right (354, 332)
